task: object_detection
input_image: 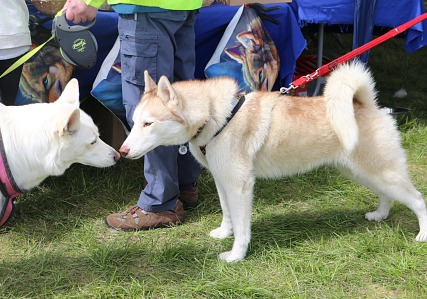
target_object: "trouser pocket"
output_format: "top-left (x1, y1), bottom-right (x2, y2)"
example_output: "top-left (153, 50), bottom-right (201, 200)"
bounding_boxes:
top-left (120, 34), bottom-right (159, 86)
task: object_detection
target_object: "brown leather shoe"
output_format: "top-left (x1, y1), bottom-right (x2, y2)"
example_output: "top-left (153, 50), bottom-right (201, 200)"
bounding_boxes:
top-left (105, 200), bottom-right (184, 231)
top-left (180, 185), bottom-right (199, 210)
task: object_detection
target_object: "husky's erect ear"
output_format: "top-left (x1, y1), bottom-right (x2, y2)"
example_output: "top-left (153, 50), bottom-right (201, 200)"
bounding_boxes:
top-left (57, 78), bottom-right (80, 107)
top-left (144, 70), bottom-right (157, 93)
top-left (157, 76), bottom-right (179, 108)
top-left (58, 108), bottom-right (81, 136)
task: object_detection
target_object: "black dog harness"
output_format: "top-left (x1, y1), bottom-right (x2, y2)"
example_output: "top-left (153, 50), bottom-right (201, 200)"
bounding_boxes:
top-left (185, 94), bottom-right (246, 156)
top-left (213, 94), bottom-right (246, 138)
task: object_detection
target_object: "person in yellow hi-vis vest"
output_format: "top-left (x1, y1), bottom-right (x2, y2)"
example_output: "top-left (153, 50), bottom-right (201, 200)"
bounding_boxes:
top-left (0, 0), bottom-right (31, 105)
top-left (63, 0), bottom-right (202, 230)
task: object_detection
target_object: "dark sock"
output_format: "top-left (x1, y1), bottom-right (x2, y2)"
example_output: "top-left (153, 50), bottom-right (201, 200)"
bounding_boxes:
top-left (179, 182), bottom-right (197, 192)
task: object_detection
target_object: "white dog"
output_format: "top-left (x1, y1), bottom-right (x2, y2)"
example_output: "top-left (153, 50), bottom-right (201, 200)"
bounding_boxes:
top-left (120, 61), bottom-right (427, 262)
top-left (0, 79), bottom-right (120, 227)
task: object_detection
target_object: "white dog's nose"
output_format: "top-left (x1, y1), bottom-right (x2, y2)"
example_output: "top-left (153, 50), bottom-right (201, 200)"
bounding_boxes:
top-left (114, 151), bottom-right (120, 161)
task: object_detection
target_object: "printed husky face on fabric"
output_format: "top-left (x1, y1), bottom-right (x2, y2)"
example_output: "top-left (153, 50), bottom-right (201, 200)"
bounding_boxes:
top-left (18, 45), bottom-right (74, 105)
top-left (224, 16), bottom-right (279, 91)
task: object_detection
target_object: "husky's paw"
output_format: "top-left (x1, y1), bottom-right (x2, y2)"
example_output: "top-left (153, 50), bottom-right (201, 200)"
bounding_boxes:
top-left (415, 230), bottom-right (427, 242)
top-left (219, 251), bottom-right (245, 263)
top-left (210, 227), bottom-right (233, 239)
top-left (365, 211), bottom-right (388, 221)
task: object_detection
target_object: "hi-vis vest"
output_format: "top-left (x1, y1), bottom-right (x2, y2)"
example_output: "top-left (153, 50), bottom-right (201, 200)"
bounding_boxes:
top-left (84, 0), bottom-right (202, 10)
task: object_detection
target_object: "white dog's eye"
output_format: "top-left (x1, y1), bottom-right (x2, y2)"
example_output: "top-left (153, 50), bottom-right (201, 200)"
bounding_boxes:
top-left (143, 122), bottom-right (153, 127)
top-left (90, 139), bottom-right (97, 145)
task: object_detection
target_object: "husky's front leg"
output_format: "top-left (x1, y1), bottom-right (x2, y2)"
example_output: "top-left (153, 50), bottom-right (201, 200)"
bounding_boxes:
top-left (210, 183), bottom-right (234, 239)
top-left (216, 175), bottom-right (255, 262)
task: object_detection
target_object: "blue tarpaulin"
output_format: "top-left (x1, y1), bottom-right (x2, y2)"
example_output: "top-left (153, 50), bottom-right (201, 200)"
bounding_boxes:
top-left (291, 0), bottom-right (427, 54)
top-left (353, 0), bottom-right (377, 63)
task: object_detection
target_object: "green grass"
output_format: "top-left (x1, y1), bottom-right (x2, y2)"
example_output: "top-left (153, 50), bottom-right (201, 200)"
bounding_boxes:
top-left (1, 32), bottom-right (427, 298)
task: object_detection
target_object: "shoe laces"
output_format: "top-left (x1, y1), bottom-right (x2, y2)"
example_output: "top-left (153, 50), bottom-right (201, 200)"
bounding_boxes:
top-left (127, 205), bottom-right (141, 214)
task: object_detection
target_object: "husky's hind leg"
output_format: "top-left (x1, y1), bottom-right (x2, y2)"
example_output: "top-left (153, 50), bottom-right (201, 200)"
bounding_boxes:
top-left (371, 184), bottom-right (427, 241)
top-left (366, 179), bottom-right (427, 241)
top-left (365, 195), bottom-right (392, 221)
top-left (339, 165), bottom-right (427, 241)
top-left (392, 186), bottom-right (427, 241)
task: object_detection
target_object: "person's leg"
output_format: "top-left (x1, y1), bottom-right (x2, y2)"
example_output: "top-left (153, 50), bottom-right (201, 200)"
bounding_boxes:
top-left (133, 11), bottom-right (199, 213)
top-left (0, 56), bottom-right (24, 105)
top-left (139, 146), bottom-right (181, 212)
top-left (117, 12), bottom-right (182, 213)
top-left (173, 10), bottom-right (197, 82)
top-left (106, 12), bottom-right (197, 231)
top-left (173, 10), bottom-right (201, 196)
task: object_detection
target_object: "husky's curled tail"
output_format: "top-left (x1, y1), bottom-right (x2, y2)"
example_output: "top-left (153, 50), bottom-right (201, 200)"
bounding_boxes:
top-left (323, 61), bottom-right (378, 152)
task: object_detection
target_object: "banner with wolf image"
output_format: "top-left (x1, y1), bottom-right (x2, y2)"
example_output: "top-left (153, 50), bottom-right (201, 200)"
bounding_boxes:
top-left (16, 26), bottom-right (74, 106)
top-left (204, 5), bottom-right (280, 93)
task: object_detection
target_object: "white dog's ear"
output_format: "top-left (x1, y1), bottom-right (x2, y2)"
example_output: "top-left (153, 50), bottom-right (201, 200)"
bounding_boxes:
top-left (57, 78), bottom-right (80, 107)
top-left (144, 70), bottom-right (157, 93)
top-left (58, 108), bottom-right (81, 136)
top-left (157, 76), bottom-right (178, 108)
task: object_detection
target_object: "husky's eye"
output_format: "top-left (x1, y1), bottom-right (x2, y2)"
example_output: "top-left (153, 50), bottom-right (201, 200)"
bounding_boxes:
top-left (143, 122), bottom-right (152, 127)
top-left (90, 139), bottom-right (97, 145)
top-left (43, 77), bottom-right (49, 89)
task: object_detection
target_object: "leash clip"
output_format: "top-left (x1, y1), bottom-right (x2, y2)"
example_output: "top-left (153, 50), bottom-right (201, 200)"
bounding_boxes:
top-left (303, 70), bottom-right (319, 81)
top-left (279, 84), bottom-right (296, 95)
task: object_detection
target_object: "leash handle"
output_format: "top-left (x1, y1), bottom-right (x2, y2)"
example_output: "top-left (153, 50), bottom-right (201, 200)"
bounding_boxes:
top-left (0, 9), bottom-right (98, 79)
top-left (53, 10), bottom-right (96, 33)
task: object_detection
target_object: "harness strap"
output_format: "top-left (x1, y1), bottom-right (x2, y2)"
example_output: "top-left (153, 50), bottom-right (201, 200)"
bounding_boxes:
top-left (198, 94), bottom-right (246, 155)
top-left (214, 94), bottom-right (246, 138)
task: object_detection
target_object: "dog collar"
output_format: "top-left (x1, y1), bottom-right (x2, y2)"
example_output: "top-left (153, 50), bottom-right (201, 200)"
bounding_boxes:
top-left (0, 129), bottom-right (25, 200)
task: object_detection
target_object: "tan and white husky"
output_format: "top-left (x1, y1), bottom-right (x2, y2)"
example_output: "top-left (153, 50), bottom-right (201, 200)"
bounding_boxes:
top-left (120, 62), bottom-right (427, 262)
top-left (0, 79), bottom-right (120, 227)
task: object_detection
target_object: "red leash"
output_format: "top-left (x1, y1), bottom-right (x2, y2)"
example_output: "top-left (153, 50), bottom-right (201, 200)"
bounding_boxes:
top-left (280, 12), bottom-right (427, 94)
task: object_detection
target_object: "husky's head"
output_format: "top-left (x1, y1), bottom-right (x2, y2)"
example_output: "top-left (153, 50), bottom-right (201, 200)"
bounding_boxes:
top-left (120, 71), bottom-right (189, 160)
